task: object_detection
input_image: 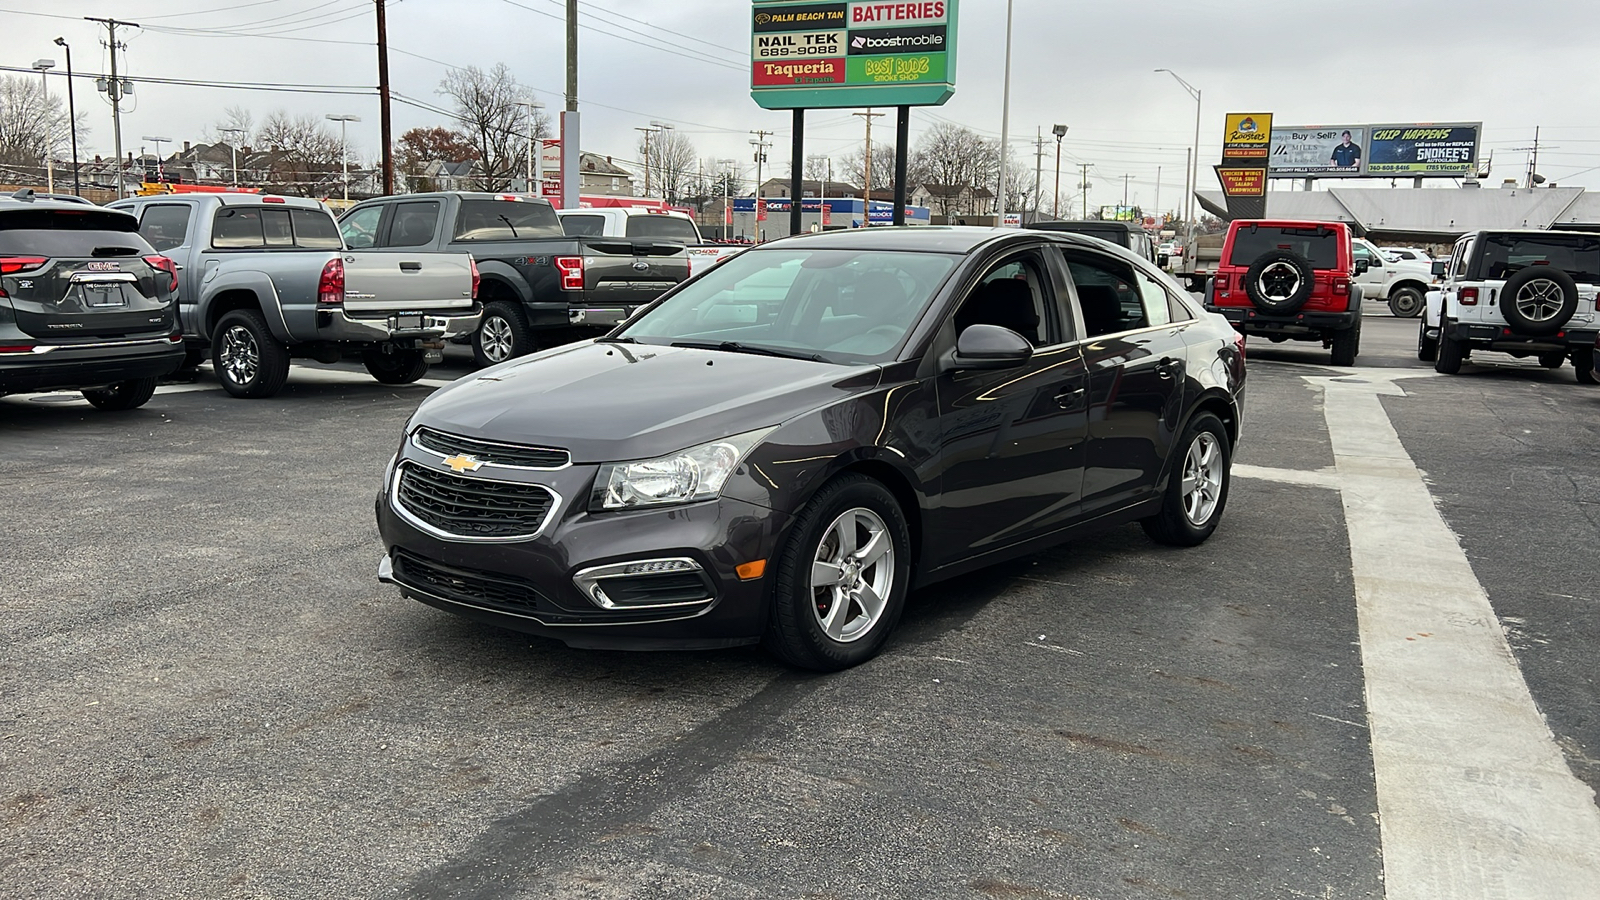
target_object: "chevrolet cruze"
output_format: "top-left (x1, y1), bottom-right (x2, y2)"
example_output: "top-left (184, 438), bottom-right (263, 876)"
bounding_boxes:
top-left (377, 227), bottom-right (1245, 671)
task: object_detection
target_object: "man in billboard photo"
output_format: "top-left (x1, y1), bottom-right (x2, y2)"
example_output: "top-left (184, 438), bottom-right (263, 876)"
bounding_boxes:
top-left (1330, 131), bottom-right (1361, 170)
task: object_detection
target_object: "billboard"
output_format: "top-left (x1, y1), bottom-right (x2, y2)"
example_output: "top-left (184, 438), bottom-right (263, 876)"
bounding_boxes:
top-left (1223, 113), bottom-right (1273, 160)
top-left (1269, 126), bottom-right (1367, 178)
top-left (1367, 123), bottom-right (1481, 176)
top-left (751, 0), bottom-right (958, 110)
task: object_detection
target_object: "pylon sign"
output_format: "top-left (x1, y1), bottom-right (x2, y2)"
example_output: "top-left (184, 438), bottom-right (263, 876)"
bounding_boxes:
top-left (751, 1), bottom-right (958, 110)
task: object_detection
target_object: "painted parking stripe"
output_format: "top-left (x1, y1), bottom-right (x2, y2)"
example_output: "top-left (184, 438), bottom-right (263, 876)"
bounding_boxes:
top-left (1307, 372), bottom-right (1600, 898)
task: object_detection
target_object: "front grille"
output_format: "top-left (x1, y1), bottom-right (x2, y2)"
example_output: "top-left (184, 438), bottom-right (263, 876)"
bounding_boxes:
top-left (391, 550), bottom-right (544, 615)
top-left (413, 428), bottom-right (569, 469)
top-left (396, 463), bottom-right (556, 539)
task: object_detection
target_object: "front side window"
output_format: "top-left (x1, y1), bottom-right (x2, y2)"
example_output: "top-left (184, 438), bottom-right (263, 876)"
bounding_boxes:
top-left (341, 205), bottom-right (384, 249)
top-left (951, 251), bottom-right (1056, 346)
top-left (618, 248), bottom-right (959, 364)
top-left (138, 204), bottom-right (192, 251)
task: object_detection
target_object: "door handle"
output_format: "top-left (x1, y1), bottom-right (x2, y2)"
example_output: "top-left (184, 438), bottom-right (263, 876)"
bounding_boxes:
top-left (399, 261), bottom-right (422, 272)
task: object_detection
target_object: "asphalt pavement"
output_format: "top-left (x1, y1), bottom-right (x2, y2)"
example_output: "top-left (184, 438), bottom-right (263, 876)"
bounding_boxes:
top-left (2, 315), bottom-right (1597, 899)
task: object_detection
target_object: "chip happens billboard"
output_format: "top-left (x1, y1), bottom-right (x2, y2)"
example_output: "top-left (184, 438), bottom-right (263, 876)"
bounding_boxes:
top-left (1367, 123), bottom-right (1481, 176)
top-left (1269, 126), bottom-right (1367, 178)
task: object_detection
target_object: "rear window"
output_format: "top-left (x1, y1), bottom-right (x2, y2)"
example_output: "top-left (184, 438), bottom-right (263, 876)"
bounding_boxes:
top-left (561, 214), bottom-right (606, 237)
top-left (625, 214), bottom-right (699, 243)
top-left (1475, 234), bottom-right (1600, 283)
top-left (0, 208), bottom-right (151, 256)
top-left (1229, 225), bottom-right (1340, 269)
top-left (453, 200), bottom-right (562, 241)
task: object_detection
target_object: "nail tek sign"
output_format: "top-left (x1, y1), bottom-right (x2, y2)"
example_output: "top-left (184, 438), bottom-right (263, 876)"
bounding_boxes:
top-left (751, 0), bottom-right (958, 109)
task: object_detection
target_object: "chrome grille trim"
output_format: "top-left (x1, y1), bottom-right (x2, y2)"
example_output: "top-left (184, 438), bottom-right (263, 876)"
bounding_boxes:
top-left (410, 427), bottom-right (571, 471)
top-left (391, 462), bottom-right (562, 543)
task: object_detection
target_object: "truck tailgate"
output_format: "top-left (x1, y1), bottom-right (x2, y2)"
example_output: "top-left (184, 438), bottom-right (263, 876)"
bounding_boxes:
top-left (582, 238), bottom-right (688, 303)
top-left (344, 251), bottom-right (475, 312)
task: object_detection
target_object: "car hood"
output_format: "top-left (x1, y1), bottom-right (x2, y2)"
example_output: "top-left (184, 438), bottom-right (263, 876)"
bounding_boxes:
top-left (415, 341), bottom-right (883, 463)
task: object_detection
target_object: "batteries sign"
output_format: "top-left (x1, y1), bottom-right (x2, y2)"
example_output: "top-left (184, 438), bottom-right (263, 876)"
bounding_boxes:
top-left (751, 0), bottom-right (958, 110)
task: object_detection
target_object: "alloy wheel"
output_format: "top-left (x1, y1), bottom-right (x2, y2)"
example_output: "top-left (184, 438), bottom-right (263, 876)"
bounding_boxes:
top-left (480, 316), bottom-right (514, 363)
top-left (219, 325), bottom-right (260, 385)
top-left (1514, 278), bottom-right (1566, 323)
top-left (1180, 432), bottom-right (1224, 527)
top-left (809, 507), bottom-right (895, 643)
top-left (1257, 262), bottom-right (1302, 302)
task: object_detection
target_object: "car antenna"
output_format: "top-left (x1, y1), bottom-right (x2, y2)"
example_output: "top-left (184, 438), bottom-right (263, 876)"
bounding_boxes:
top-left (10, 188), bottom-right (36, 202)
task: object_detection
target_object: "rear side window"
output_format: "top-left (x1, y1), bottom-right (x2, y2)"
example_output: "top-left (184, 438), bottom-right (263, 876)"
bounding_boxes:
top-left (1474, 234), bottom-right (1600, 283)
top-left (213, 207), bottom-right (266, 248)
top-left (453, 200), bottom-right (563, 241)
top-left (0, 208), bottom-right (151, 256)
top-left (138, 204), bottom-right (192, 251)
top-left (213, 205), bottom-right (345, 250)
top-left (291, 209), bottom-right (343, 250)
top-left (561, 214), bottom-right (606, 237)
top-left (386, 201), bottom-right (440, 247)
top-left (1229, 225), bottom-right (1340, 269)
top-left (625, 214), bottom-right (699, 243)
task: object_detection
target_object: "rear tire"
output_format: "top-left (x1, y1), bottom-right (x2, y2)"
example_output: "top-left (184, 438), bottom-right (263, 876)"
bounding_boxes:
top-left (1435, 321), bottom-right (1466, 375)
top-left (1575, 347), bottom-right (1599, 385)
top-left (1330, 320), bottom-right (1361, 367)
top-left (361, 345), bottom-right (430, 384)
top-left (1142, 412), bottom-right (1231, 547)
top-left (1539, 351), bottom-right (1565, 369)
top-left (1388, 286), bottom-right (1425, 318)
top-left (82, 376), bottom-right (158, 411)
top-left (473, 301), bottom-right (532, 368)
top-left (213, 309), bottom-right (291, 399)
top-left (763, 475), bottom-right (911, 672)
top-left (1417, 318), bottom-right (1438, 362)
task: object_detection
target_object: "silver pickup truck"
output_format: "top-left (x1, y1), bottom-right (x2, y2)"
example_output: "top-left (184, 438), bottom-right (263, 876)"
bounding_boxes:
top-left (109, 194), bottom-right (479, 398)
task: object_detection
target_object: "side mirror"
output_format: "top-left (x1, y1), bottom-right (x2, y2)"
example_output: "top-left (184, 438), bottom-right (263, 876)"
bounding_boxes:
top-left (1431, 260), bottom-right (1447, 278)
top-left (946, 324), bottom-right (1034, 371)
top-left (1354, 260), bottom-right (1371, 275)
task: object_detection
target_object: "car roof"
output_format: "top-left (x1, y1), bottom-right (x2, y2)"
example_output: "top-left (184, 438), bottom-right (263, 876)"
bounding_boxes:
top-left (747, 225), bottom-right (1144, 257)
top-left (392, 191), bottom-right (554, 205)
top-left (1027, 220), bottom-right (1144, 235)
top-left (0, 196), bottom-right (135, 218)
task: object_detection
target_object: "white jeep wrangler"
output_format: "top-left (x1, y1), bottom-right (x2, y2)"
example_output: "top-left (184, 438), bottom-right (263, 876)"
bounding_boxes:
top-left (1420, 229), bottom-right (1600, 383)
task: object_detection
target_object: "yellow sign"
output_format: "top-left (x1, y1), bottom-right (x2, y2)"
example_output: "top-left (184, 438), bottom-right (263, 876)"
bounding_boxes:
top-left (1224, 113), bottom-right (1273, 159)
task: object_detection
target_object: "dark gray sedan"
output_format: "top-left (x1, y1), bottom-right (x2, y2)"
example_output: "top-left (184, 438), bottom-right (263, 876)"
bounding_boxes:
top-left (376, 227), bottom-right (1246, 671)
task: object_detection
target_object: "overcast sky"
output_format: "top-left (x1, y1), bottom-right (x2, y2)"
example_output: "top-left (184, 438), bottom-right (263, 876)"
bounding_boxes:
top-left (7, 0), bottom-right (1600, 213)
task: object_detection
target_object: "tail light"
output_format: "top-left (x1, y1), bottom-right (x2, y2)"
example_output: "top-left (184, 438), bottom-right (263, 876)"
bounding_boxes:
top-left (0, 256), bottom-right (47, 275)
top-left (469, 258), bottom-right (481, 300)
top-left (317, 258), bottom-right (345, 307)
top-left (1332, 276), bottom-right (1351, 296)
top-left (555, 256), bottom-right (584, 291)
top-left (144, 255), bottom-right (179, 293)
top-left (1233, 328), bottom-right (1247, 361)
top-left (0, 343), bottom-right (38, 354)
top-left (1459, 287), bottom-right (1479, 306)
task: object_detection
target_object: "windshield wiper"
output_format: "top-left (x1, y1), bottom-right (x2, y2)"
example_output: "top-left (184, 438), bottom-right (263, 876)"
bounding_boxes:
top-left (670, 340), bottom-right (825, 362)
top-left (595, 336), bottom-right (637, 344)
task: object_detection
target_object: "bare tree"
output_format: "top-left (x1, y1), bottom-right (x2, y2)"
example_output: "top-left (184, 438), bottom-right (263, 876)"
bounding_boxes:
top-left (0, 75), bottom-right (77, 168)
top-left (841, 141), bottom-right (895, 195)
top-left (439, 64), bottom-right (548, 191)
top-left (256, 110), bottom-right (344, 194)
top-left (804, 154), bottom-right (833, 183)
top-left (636, 129), bottom-right (697, 203)
top-left (908, 122), bottom-right (999, 214)
top-left (205, 105), bottom-right (256, 145)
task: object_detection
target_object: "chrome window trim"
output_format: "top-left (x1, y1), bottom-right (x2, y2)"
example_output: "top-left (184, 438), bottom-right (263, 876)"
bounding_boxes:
top-left (409, 426), bottom-right (573, 471)
top-left (571, 557), bottom-right (713, 610)
top-left (390, 460), bottom-right (562, 543)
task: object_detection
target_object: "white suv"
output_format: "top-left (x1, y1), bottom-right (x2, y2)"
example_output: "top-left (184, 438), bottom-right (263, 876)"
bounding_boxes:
top-left (1352, 238), bottom-right (1434, 317)
top-left (1421, 229), bottom-right (1600, 383)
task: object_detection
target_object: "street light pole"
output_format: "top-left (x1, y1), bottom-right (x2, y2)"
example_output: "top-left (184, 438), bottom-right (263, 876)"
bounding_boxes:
top-left (32, 59), bottom-right (55, 193)
top-left (995, 0), bottom-right (1015, 223)
top-left (517, 100), bottom-right (545, 195)
top-left (52, 39), bottom-right (80, 196)
top-left (218, 127), bottom-right (245, 188)
top-left (1156, 69), bottom-right (1202, 227)
top-left (1051, 124), bottom-right (1067, 219)
top-left (141, 135), bottom-right (171, 183)
top-left (326, 114), bottom-right (360, 202)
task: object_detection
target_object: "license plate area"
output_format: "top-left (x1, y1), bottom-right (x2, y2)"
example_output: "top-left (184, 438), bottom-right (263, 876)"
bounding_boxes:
top-left (391, 314), bottom-right (425, 331)
top-left (79, 284), bottom-right (128, 308)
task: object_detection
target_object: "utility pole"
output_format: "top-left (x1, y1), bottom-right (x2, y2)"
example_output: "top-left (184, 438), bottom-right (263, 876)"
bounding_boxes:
top-left (33, 59), bottom-right (55, 193)
top-left (327, 115), bottom-right (359, 202)
top-left (750, 129), bottom-right (772, 198)
top-left (996, 0), bottom-right (1015, 223)
top-left (85, 17), bottom-right (135, 198)
top-left (1156, 165), bottom-right (1161, 222)
top-left (1079, 163), bottom-right (1091, 219)
top-left (54, 38), bottom-right (81, 196)
top-left (561, 0), bottom-right (579, 209)
top-left (375, 1), bottom-right (393, 195)
top-left (218, 127), bottom-right (245, 188)
top-left (1123, 174), bottom-right (1131, 208)
top-left (851, 109), bottom-right (883, 223)
top-left (1530, 126), bottom-right (1541, 189)
top-left (1052, 124), bottom-right (1067, 219)
top-left (1032, 127), bottom-right (1044, 225)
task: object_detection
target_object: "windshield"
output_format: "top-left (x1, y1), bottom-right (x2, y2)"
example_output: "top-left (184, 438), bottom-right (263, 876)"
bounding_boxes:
top-left (1229, 225), bottom-right (1340, 269)
top-left (1476, 234), bottom-right (1600, 283)
top-left (617, 248), bottom-right (959, 364)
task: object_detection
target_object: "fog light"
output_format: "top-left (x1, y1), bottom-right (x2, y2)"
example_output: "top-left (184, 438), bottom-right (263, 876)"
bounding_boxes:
top-left (622, 560), bottom-right (697, 576)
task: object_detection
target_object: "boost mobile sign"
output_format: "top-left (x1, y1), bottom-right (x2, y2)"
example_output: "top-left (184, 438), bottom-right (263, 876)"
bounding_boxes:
top-left (751, 0), bottom-right (958, 110)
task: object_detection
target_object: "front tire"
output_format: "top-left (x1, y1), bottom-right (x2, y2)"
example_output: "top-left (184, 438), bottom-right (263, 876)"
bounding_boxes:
top-left (764, 475), bottom-right (911, 672)
top-left (82, 376), bottom-right (158, 411)
top-left (361, 345), bottom-right (430, 384)
top-left (1142, 412), bottom-right (1232, 547)
top-left (1417, 318), bottom-right (1439, 362)
top-left (1388, 286), bottom-right (1425, 318)
top-left (1434, 321), bottom-right (1466, 375)
top-left (213, 309), bottom-right (291, 399)
top-left (473, 301), bottom-right (532, 367)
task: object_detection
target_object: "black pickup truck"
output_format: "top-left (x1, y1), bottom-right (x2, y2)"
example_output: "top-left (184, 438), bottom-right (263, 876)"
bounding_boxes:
top-left (338, 192), bottom-right (688, 365)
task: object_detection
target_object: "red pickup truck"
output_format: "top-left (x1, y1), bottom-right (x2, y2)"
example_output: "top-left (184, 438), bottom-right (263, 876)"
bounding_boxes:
top-left (1204, 219), bottom-right (1366, 367)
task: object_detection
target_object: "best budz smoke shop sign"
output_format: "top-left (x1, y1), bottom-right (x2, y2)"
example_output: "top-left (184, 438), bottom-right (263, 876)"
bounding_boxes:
top-left (752, 1), bottom-right (959, 109)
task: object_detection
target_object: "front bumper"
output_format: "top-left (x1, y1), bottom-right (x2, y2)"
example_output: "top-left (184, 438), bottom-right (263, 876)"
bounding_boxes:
top-left (1208, 305), bottom-right (1359, 335)
top-left (374, 453), bottom-right (790, 649)
top-left (0, 334), bottom-right (183, 393)
top-left (1446, 321), bottom-right (1599, 352)
top-left (315, 305), bottom-right (482, 343)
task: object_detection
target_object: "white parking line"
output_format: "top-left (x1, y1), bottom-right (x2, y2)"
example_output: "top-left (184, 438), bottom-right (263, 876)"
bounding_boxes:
top-left (1307, 371), bottom-right (1600, 898)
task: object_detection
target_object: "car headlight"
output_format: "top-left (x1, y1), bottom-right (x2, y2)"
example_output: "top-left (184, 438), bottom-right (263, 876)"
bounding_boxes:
top-left (594, 427), bottom-right (773, 510)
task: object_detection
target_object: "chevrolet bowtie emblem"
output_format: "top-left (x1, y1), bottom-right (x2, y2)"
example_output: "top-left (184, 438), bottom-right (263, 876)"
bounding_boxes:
top-left (442, 454), bottom-right (484, 473)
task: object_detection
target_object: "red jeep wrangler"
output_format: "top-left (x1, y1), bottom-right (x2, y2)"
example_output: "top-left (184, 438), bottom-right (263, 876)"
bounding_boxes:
top-left (1205, 219), bottom-right (1365, 366)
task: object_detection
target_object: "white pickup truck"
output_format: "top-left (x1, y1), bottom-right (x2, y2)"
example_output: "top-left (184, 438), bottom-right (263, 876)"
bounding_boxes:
top-left (1352, 237), bottom-right (1434, 317)
top-left (556, 207), bottom-right (742, 278)
top-left (111, 194), bottom-right (479, 398)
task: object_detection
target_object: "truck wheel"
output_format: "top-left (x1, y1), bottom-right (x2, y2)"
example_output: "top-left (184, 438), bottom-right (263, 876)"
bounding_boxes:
top-left (1539, 351), bottom-right (1566, 369)
top-left (82, 376), bottom-right (159, 411)
top-left (362, 345), bottom-right (430, 384)
top-left (1417, 317), bottom-right (1438, 362)
top-left (1434, 321), bottom-right (1466, 375)
top-left (1574, 348), bottom-right (1599, 385)
top-left (1388, 286), bottom-right (1425, 318)
top-left (1501, 265), bottom-right (1578, 336)
top-left (1330, 320), bottom-right (1361, 367)
top-left (473, 301), bottom-right (531, 367)
top-left (213, 309), bottom-right (291, 399)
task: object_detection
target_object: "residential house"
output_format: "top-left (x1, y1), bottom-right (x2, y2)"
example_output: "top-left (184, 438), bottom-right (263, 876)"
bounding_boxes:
top-left (910, 183), bottom-right (995, 217)
top-left (759, 178), bottom-right (861, 199)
